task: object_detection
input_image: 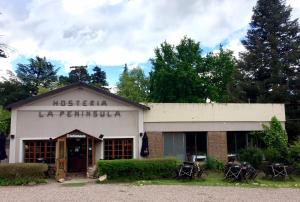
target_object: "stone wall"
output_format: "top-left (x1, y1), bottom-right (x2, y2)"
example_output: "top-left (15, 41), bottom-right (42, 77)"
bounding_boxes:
top-left (207, 131), bottom-right (227, 163)
top-left (147, 132), bottom-right (163, 158)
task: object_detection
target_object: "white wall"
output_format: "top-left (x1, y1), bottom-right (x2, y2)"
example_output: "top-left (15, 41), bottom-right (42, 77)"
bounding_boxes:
top-left (144, 103), bottom-right (285, 122)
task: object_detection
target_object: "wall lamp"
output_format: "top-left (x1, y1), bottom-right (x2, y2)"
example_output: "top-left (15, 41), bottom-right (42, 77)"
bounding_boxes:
top-left (10, 134), bottom-right (15, 139)
top-left (99, 134), bottom-right (104, 140)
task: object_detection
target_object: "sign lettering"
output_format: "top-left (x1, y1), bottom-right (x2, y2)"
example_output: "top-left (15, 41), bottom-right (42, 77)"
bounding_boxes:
top-left (52, 100), bottom-right (108, 106)
top-left (38, 111), bottom-right (122, 118)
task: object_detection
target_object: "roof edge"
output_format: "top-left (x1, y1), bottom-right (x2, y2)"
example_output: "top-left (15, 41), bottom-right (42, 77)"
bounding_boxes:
top-left (5, 82), bottom-right (150, 110)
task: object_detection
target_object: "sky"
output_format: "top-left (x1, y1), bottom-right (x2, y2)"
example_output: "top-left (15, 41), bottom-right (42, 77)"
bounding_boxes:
top-left (1, 0), bottom-right (300, 87)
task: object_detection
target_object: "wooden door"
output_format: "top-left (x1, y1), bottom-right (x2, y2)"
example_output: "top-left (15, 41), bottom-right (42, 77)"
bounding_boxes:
top-left (55, 136), bottom-right (67, 180)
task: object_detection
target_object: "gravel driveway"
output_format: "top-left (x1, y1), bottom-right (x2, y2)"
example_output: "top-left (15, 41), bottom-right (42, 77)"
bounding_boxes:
top-left (0, 183), bottom-right (300, 202)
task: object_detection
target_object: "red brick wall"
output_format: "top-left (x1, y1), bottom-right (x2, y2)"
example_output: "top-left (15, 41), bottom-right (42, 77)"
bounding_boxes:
top-left (207, 131), bottom-right (228, 163)
top-left (147, 132), bottom-right (163, 158)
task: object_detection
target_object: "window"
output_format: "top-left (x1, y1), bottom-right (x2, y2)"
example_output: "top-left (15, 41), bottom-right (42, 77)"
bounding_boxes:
top-left (24, 140), bottom-right (56, 164)
top-left (104, 138), bottom-right (133, 160)
top-left (227, 131), bottom-right (264, 154)
top-left (163, 132), bottom-right (207, 161)
top-left (163, 133), bottom-right (185, 161)
top-left (186, 132), bottom-right (207, 156)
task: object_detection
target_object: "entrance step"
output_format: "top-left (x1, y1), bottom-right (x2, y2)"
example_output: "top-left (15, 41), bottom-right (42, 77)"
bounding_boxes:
top-left (61, 178), bottom-right (97, 186)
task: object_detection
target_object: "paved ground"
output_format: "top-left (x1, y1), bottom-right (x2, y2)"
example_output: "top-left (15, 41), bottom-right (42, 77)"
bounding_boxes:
top-left (0, 182), bottom-right (300, 202)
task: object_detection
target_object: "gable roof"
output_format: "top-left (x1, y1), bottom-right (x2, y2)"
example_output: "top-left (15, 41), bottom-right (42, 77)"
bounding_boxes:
top-left (5, 82), bottom-right (150, 110)
top-left (53, 129), bottom-right (101, 141)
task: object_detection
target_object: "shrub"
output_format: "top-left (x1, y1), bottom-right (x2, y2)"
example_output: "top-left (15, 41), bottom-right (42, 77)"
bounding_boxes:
top-left (289, 139), bottom-right (300, 163)
top-left (204, 156), bottom-right (224, 171)
top-left (261, 116), bottom-right (288, 158)
top-left (239, 147), bottom-right (263, 168)
top-left (0, 163), bottom-right (48, 180)
top-left (97, 158), bottom-right (179, 180)
top-left (0, 177), bottom-right (47, 186)
top-left (295, 163), bottom-right (300, 174)
top-left (264, 147), bottom-right (283, 163)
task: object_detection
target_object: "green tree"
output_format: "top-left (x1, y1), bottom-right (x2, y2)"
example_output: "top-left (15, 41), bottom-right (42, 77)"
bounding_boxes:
top-left (238, 0), bottom-right (300, 140)
top-left (58, 75), bottom-right (70, 85)
top-left (117, 66), bottom-right (149, 102)
top-left (37, 82), bottom-right (65, 95)
top-left (0, 71), bottom-right (33, 107)
top-left (91, 66), bottom-right (108, 87)
top-left (150, 37), bottom-right (236, 103)
top-left (261, 116), bottom-right (289, 158)
top-left (68, 66), bottom-right (90, 83)
top-left (202, 47), bottom-right (236, 102)
top-left (150, 37), bottom-right (205, 102)
top-left (16, 56), bottom-right (59, 94)
top-left (0, 108), bottom-right (10, 134)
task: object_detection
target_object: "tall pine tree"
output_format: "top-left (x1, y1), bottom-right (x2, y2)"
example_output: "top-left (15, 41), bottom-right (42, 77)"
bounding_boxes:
top-left (91, 66), bottom-right (108, 87)
top-left (16, 56), bottom-right (59, 95)
top-left (238, 0), bottom-right (300, 140)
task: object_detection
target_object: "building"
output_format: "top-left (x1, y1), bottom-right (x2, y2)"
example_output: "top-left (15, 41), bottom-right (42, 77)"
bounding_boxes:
top-left (6, 82), bottom-right (285, 178)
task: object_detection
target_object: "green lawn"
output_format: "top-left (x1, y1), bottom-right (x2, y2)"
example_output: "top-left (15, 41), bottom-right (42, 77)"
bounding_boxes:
top-left (100, 172), bottom-right (300, 188)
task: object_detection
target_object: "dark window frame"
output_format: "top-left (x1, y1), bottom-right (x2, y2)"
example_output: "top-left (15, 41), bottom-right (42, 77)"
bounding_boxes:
top-left (24, 140), bottom-right (56, 164)
top-left (104, 138), bottom-right (133, 160)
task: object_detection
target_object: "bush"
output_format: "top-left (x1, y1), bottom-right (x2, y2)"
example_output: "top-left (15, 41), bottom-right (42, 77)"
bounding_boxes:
top-left (0, 177), bottom-right (47, 186)
top-left (0, 163), bottom-right (48, 181)
top-left (289, 139), bottom-right (300, 163)
top-left (239, 148), bottom-right (263, 168)
top-left (205, 156), bottom-right (224, 171)
top-left (294, 163), bottom-right (300, 174)
top-left (261, 116), bottom-right (288, 158)
top-left (264, 147), bottom-right (283, 163)
top-left (97, 158), bottom-right (179, 180)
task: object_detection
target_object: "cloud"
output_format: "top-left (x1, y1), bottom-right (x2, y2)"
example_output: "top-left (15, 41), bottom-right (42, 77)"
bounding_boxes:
top-left (0, 0), bottom-right (300, 80)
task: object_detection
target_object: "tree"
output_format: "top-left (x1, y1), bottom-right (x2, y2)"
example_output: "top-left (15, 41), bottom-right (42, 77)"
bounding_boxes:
top-left (238, 0), bottom-right (300, 140)
top-left (261, 116), bottom-right (289, 161)
top-left (37, 82), bottom-right (65, 95)
top-left (202, 47), bottom-right (236, 102)
top-left (91, 66), bottom-right (108, 87)
top-left (68, 66), bottom-right (90, 83)
top-left (58, 75), bottom-right (71, 85)
top-left (16, 56), bottom-right (59, 94)
top-left (150, 37), bottom-right (205, 102)
top-left (150, 37), bottom-right (236, 103)
top-left (0, 108), bottom-right (10, 134)
top-left (0, 71), bottom-right (33, 107)
top-left (117, 66), bottom-right (149, 102)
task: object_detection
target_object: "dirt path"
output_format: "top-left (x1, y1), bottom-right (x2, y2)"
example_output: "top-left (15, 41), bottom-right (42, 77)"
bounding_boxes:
top-left (0, 183), bottom-right (300, 202)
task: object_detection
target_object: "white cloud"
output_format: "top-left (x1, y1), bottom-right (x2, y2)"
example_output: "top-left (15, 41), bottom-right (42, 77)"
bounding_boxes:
top-left (0, 57), bottom-right (14, 79)
top-left (0, 0), bottom-right (300, 79)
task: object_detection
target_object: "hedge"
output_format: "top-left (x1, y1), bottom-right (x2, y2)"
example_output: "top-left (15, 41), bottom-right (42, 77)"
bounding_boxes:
top-left (97, 158), bottom-right (179, 180)
top-left (0, 163), bottom-right (48, 180)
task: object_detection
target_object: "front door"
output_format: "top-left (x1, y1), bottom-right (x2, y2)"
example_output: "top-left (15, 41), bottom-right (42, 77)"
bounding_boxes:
top-left (67, 138), bottom-right (87, 172)
top-left (56, 137), bottom-right (67, 180)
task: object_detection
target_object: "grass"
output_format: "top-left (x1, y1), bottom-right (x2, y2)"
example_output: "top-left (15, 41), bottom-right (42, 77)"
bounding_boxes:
top-left (99, 172), bottom-right (300, 188)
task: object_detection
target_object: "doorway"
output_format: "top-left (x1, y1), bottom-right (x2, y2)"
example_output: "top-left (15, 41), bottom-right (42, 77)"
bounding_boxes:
top-left (67, 138), bottom-right (87, 172)
top-left (55, 129), bottom-right (99, 179)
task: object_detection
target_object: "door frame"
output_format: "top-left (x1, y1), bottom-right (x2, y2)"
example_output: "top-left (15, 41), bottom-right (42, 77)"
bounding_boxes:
top-left (55, 136), bottom-right (67, 180)
top-left (54, 129), bottom-right (100, 179)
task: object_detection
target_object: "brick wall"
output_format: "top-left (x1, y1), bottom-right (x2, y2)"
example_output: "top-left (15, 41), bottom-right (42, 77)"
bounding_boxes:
top-left (147, 132), bottom-right (163, 158)
top-left (207, 131), bottom-right (227, 163)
